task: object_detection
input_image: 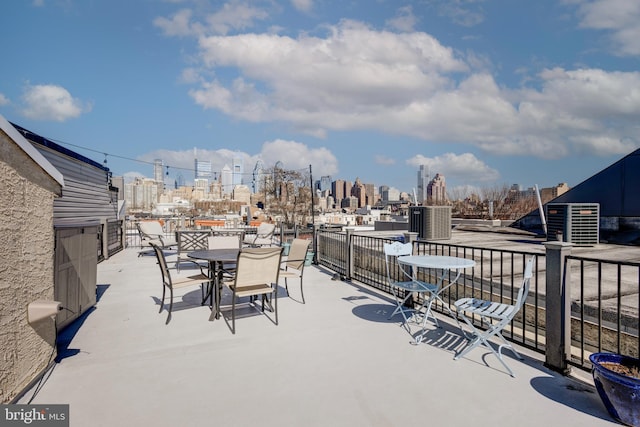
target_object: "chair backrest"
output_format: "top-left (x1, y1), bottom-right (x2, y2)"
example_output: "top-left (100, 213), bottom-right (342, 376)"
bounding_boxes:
top-left (383, 242), bottom-right (413, 283)
top-left (284, 239), bottom-right (311, 271)
top-left (151, 243), bottom-right (171, 287)
top-left (208, 235), bottom-right (241, 250)
top-left (138, 221), bottom-right (164, 239)
top-left (233, 247), bottom-right (283, 290)
top-left (177, 230), bottom-right (210, 252)
top-left (514, 256), bottom-right (535, 310)
top-left (256, 222), bottom-right (276, 238)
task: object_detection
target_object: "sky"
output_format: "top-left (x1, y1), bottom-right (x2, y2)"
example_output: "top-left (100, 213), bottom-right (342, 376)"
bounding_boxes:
top-left (1, 0), bottom-right (639, 197)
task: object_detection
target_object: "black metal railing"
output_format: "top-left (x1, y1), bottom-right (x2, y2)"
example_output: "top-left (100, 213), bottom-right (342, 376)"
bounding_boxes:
top-left (566, 255), bottom-right (640, 369)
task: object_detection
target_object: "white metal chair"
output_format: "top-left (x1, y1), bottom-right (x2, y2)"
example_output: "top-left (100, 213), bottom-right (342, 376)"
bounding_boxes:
top-left (383, 242), bottom-right (438, 324)
top-left (453, 256), bottom-right (535, 377)
top-left (279, 238), bottom-right (311, 304)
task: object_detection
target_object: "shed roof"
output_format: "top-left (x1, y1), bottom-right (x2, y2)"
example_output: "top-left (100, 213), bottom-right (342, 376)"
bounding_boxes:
top-left (0, 114), bottom-right (64, 187)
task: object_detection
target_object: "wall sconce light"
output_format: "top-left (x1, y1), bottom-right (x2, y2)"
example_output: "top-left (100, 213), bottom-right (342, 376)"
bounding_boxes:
top-left (27, 300), bottom-right (62, 326)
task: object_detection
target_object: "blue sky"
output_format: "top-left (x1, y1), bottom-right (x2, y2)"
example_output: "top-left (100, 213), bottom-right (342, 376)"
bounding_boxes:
top-left (1, 0), bottom-right (639, 196)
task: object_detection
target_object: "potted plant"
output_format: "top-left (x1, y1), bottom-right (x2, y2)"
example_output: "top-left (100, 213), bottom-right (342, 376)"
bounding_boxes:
top-left (589, 352), bottom-right (640, 427)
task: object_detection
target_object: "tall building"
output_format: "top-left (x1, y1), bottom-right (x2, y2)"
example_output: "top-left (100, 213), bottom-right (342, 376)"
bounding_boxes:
top-left (351, 178), bottom-right (366, 208)
top-left (332, 180), bottom-right (346, 204)
top-left (318, 176), bottom-right (331, 193)
top-left (252, 160), bottom-right (264, 193)
top-left (232, 155), bottom-right (243, 186)
top-left (195, 159), bottom-right (212, 180)
top-left (153, 159), bottom-right (164, 184)
top-left (417, 165), bottom-right (429, 204)
top-left (427, 173), bottom-right (447, 204)
top-left (220, 164), bottom-right (233, 194)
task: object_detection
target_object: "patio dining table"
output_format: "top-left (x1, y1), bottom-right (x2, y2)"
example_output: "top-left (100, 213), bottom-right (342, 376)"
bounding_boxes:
top-left (397, 255), bottom-right (475, 343)
top-left (188, 248), bottom-right (239, 318)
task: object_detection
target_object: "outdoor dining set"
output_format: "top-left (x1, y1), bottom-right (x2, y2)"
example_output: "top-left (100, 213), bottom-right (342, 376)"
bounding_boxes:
top-left (137, 220), bottom-right (310, 334)
top-left (137, 220), bottom-right (535, 376)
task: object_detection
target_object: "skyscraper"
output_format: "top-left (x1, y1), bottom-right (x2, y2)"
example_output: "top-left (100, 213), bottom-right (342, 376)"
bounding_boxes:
top-left (153, 159), bottom-right (164, 184)
top-left (220, 164), bottom-right (232, 194)
top-left (427, 173), bottom-right (447, 204)
top-left (417, 165), bottom-right (430, 204)
top-left (195, 159), bottom-right (212, 180)
top-left (232, 155), bottom-right (243, 186)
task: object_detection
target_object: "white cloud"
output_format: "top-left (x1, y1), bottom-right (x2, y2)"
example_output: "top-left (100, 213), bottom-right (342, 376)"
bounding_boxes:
top-left (20, 84), bottom-right (91, 121)
top-left (291, 0), bottom-right (313, 13)
top-left (0, 93), bottom-right (9, 106)
top-left (386, 6), bottom-right (417, 32)
top-left (137, 139), bottom-right (339, 183)
top-left (161, 9), bottom-right (640, 163)
top-left (574, 0), bottom-right (640, 56)
top-left (406, 152), bottom-right (500, 183)
top-left (154, 3), bottom-right (268, 37)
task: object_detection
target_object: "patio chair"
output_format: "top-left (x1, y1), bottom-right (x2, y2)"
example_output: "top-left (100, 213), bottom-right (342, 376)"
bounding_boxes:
top-left (453, 256), bottom-right (535, 377)
top-left (208, 235), bottom-right (241, 276)
top-left (137, 221), bottom-right (177, 257)
top-left (175, 230), bottom-right (211, 272)
top-left (151, 243), bottom-right (212, 324)
top-left (383, 241), bottom-right (438, 323)
top-left (215, 247), bottom-right (283, 334)
top-left (242, 222), bottom-right (276, 247)
top-left (279, 238), bottom-right (311, 303)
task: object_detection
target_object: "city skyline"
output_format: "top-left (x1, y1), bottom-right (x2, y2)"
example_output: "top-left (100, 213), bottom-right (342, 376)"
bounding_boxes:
top-left (1, 1), bottom-right (639, 194)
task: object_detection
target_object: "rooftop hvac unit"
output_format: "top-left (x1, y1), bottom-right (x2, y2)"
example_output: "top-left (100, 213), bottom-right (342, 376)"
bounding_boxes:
top-left (546, 203), bottom-right (599, 246)
top-left (409, 206), bottom-right (451, 240)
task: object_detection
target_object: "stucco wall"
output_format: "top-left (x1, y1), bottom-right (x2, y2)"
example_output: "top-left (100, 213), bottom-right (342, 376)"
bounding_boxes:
top-left (0, 133), bottom-right (59, 403)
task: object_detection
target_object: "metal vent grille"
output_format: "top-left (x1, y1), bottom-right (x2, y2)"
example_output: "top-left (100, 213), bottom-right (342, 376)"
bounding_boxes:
top-left (546, 203), bottom-right (599, 246)
top-left (409, 206), bottom-right (451, 240)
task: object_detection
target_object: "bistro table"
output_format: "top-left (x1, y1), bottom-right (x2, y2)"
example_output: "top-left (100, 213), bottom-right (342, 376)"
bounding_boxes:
top-left (188, 248), bottom-right (240, 319)
top-left (397, 255), bottom-right (475, 343)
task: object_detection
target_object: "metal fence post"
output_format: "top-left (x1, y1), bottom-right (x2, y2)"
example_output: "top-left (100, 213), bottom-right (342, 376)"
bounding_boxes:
top-left (345, 228), bottom-right (353, 281)
top-left (543, 241), bottom-right (573, 374)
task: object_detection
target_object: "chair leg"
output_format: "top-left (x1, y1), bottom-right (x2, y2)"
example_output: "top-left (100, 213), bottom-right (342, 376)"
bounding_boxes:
top-left (166, 288), bottom-right (174, 324)
top-left (299, 278), bottom-right (305, 304)
top-left (160, 285), bottom-right (166, 313)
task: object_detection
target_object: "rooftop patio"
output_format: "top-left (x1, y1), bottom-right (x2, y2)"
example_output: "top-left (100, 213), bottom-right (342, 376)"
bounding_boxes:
top-left (19, 246), bottom-right (618, 426)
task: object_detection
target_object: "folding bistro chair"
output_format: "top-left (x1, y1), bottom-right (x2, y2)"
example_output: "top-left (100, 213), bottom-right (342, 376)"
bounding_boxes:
top-left (453, 256), bottom-right (535, 377)
top-left (383, 242), bottom-right (437, 324)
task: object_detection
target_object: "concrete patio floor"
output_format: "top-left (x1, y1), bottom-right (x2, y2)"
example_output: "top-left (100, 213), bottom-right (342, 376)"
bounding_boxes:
top-left (19, 247), bottom-right (618, 426)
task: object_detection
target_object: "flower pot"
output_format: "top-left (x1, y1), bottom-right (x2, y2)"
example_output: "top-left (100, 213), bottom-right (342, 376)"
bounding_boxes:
top-left (589, 352), bottom-right (640, 427)
top-left (304, 251), bottom-right (314, 266)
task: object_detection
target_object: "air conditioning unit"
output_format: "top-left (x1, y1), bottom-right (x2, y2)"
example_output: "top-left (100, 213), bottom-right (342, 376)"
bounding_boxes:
top-left (409, 206), bottom-right (451, 240)
top-left (546, 203), bottom-right (599, 246)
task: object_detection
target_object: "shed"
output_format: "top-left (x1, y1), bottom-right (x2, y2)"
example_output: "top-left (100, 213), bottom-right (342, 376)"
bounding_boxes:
top-left (0, 114), bottom-right (63, 403)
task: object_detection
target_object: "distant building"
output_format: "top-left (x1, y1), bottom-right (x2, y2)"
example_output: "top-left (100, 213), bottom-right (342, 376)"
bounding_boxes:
top-left (233, 184), bottom-right (251, 204)
top-left (351, 178), bottom-right (366, 208)
top-left (125, 177), bottom-right (159, 211)
top-left (153, 159), bottom-right (164, 192)
top-left (221, 164), bottom-right (232, 194)
top-left (427, 173), bottom-right (447, 204)
top-left (417, 165), bottom-right (429, 203)
top-left (318, 175), bottom-right (331, 192)
top-left (232, 155), bottom-right (243, 186)
top-left (195, 159), bottom-right (211, 180)
top-left (332, 179), bottom-right (347, 204)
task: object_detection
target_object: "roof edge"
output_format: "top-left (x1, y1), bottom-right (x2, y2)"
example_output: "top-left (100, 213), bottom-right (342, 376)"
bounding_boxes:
top-left (0, 114), bottom-right (64, 187)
